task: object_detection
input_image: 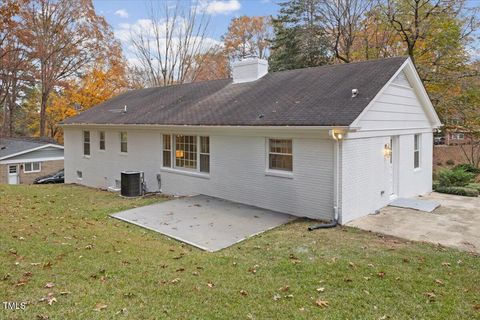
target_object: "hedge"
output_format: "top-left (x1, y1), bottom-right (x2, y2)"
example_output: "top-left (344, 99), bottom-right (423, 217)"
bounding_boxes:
top-left (435, 186), bottom-right (479, 197)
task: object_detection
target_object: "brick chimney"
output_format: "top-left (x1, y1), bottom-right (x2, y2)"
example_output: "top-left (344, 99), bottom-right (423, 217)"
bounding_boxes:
top-left (232, 57), bottom-right (268, 84)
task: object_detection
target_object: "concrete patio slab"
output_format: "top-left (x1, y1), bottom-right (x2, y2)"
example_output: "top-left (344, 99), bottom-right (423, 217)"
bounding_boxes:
top-left (347, 192), bottom-right (480, 253)
top-left (111, 195), bottom-right (296, 252)
top-left (389, 197), bottom-right (440, 212)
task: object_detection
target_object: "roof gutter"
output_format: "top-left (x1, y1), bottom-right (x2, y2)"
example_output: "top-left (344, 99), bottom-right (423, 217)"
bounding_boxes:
top-left (59, 123), bottom-right (360, 131)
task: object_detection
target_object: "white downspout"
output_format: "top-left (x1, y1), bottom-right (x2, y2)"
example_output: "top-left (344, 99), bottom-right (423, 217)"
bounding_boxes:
top-left (308, 129), bottom-right (343, 230)
top-left (330, 130), bottom-right (341, 223)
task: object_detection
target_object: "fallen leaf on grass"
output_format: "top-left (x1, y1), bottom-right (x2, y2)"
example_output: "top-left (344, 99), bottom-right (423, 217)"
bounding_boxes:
top-left (176, 268), bottom-right (185, 272)
top-left (316, 287), bottom-right (325, 292)
top-left (442, 262), bottom-right (451, 267)
top-left (240, 290), bottom-right (248, 296)
top-left (171, 278), bottom-right (180, 284)
top-left (377, 272), bottom-right (386, 278)
top-left (116, 308), bottom-right (128, 315)
top-left (273, 294), bottom-right (281, 301)
top-left (36, 314), bottom-right (49, 320)
top-left (39, 293), bottom-right (56, 305)
top-left (93, 303), bottom-right (107, 311)
top-left (315, 299), bottom-right (329, 308)
top-left (207, 282), bottom-right (214, 288)
top-left (60, 291), bottom-right (71, 295)
top-left (285, 294), bottom-right (294, 299)
top-left (435, 279), bottom-right (444, 286)
top-left (45, 282), bottom-right (54, 288)
top-left (348, 262), bottom-right (356, 268)
top-left (278, 285), bottom-right (289, 292)
top-left (424, 292), bottom-right (436, 301)
top-left (473, 304), bottom-right (480, 311)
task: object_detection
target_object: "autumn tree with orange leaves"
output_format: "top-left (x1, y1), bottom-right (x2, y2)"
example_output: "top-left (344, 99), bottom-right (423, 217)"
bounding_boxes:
top-left (223, 16), bottom-right (272, 61)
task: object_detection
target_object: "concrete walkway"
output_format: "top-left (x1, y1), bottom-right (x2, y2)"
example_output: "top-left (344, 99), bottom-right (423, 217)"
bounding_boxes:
top-left (347, 192), bottom-right (480, 253)
top-left (111, 195), bottom-right (296, 252)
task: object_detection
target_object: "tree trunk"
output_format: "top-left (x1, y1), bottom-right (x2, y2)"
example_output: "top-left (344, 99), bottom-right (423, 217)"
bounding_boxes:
top-left (40, 89), bottom-right (48, 137)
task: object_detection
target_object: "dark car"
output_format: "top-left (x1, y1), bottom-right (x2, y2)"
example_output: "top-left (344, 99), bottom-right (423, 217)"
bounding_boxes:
top-left (434, 136), bottom-right (445, 145)
top-left (33, 169), bottom-right (64, 184)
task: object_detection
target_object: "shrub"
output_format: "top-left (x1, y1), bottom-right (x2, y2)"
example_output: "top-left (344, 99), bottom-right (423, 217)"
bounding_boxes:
top-left (466, 183), bottom-right (480, 193)
top-left (454, 164), bottom-right (480, 174)
top-left (432, 180), bottom-right (440, 191)
top-left (446, 159), bottom-right (455, 166)
top-left (435, 186), bottom-right (479, 197)
top-left (436, 168), bottom-right (475, 187)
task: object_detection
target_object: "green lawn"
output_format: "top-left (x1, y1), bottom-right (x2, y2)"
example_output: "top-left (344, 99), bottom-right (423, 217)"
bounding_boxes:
top-left (0, 185), bottom-right (479, 319)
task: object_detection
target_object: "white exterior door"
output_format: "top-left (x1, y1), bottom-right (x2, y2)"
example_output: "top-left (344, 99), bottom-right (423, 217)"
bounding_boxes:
top-left (385, 137), bottom-right (397, 198)
top-left (8, 164), bottom-right (19, 184)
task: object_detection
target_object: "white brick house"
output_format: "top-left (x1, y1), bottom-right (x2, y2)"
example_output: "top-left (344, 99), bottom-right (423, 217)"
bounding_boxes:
top-left (61, 57), bottom-right (441, 224)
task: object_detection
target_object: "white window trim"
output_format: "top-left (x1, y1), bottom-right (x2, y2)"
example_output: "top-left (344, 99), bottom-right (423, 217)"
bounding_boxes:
top-left (83, 130), bottom-right (91, 157)
top-left (451, 133), bottom-right (464, 140)
top-left (99, 131), bottom-right (106, 151)
top-left (162, 134), bottom-right (210, 175)
top-left (24, 162), bottom-right (41, 173)
top-left (266, 138), bottom-right (294, 176)
top-left (120, 132), bottom-right (128, 154)
top-left (414, 134), bottom-right (421, 170)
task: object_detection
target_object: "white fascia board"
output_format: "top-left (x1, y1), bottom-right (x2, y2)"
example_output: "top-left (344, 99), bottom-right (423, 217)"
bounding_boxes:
top-left (0, 156), bottom-right (64, 165)
top-left (0, 144), bottom-right (64, 161)
top-left (349, 57), bottom-right (442, 130)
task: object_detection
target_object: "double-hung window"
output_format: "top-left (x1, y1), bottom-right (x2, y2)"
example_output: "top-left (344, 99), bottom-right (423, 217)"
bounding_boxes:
top-left (163, 134), bottom-right (172, 167)
top-left (24, 162), bottom-right (41, 173)
top-left (199, 136), bottom-right (210, 173)
top-left (162, 134), bottom-right (210, 173)
top-left (120, 132), bottom-right (128, 153)
top-left (99, 131), bottom-right (105, 150)
top-left (414, 134), bottom-right (421, 169)
top-left (268, 139), bottom-right (293, 172)
top-left (83, 130), bottom-right (90, 156)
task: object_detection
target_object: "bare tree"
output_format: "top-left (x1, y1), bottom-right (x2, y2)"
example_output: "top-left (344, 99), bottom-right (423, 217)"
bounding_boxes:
top-left (130, 0), bottom-right (212, 87)
top-left (384, 0), bottom-right (465, 64)
top-left (23, 0), bottom-right (111, 137)
top-left (317, 0), bottom-right (373, 63)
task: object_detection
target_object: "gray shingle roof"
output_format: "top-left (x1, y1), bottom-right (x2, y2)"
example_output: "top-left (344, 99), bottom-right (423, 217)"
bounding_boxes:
top-left (0, 137), bottom-right (59, 159)
top-left (62, 57), bottom-right (408, 127)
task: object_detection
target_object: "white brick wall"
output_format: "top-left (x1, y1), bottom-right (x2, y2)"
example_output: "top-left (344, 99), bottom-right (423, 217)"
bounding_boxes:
top-left (64, 127), bottom-right (335, 220)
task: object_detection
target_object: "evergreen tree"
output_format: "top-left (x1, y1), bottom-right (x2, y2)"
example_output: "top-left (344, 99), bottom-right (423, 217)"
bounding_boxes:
top-left (269, 0), bottom-right (331, 71)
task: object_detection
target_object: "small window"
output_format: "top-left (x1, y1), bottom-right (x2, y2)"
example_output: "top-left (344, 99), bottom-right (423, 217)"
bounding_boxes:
top-left (9, 165), bottom-right (18, 174)
top-left (83, 131), bottom-right (90, 156)
top-left (200, 136), bottom-right (210, 173)
top-left (268, 139), bottom-right (293, 172)
top-left (451, 133), bottom-right (464, 140)
top-left (120, 132), bottom-right (128, 153)
top-left (99, 131), bottom-right (105, 150)
top-left (175, 135), bottom-right (197, 169)
top-left (24, 162), bottom-right (41, 173)
top-left (414, 134), bottom-right (421, 169)
top-left (163, 134), bottom-right (172, 167)
top-left (77, 170), bottom-right (83, 179)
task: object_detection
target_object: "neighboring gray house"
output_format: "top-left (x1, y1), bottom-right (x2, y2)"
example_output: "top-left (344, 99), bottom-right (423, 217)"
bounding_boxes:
top-left (61, 57), bottom-right (441, 224)
top-left (0, 138), bottom-right (64, 184)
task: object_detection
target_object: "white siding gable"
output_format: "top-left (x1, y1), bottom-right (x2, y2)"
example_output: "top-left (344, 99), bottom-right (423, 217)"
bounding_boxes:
top-left (391, 70), bottom-right (412, 87)
top-left (356, 81), bottom-right (431, 130)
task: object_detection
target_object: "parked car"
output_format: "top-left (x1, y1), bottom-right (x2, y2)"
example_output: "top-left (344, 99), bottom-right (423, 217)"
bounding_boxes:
top-left (33, 169), bottom-right (64, 184)
top-left (434, 136), bottom-right (445, 145)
